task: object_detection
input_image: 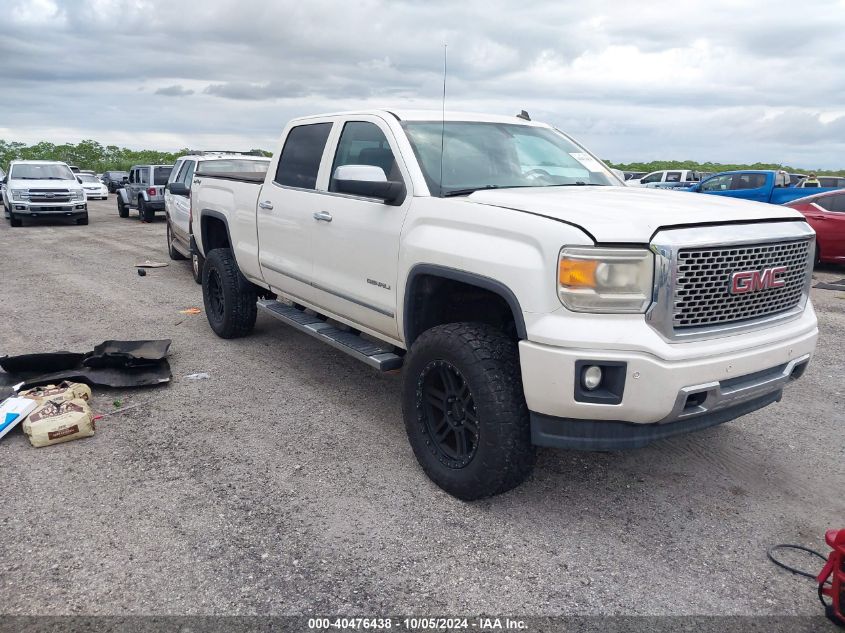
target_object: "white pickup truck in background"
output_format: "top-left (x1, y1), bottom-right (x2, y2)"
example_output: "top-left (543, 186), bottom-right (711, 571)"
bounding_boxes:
top-left (626, 169), bottom-right (703, 188)
top-left (165, 153), bottom-right (271, 283)
top-left (190, 110), bottom-right (818, 499)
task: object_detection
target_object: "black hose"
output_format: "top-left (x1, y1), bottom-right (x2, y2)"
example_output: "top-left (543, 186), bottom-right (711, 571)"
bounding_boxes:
top-left (767, 543), bottom-right (828, 581)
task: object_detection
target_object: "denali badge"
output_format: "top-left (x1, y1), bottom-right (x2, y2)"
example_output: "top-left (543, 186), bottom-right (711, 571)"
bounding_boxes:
top-left (730, 266), bottom-right (788, 294)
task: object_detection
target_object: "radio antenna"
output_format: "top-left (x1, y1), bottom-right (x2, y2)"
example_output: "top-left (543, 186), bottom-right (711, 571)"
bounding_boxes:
top-left (439, 43), bottom-right (447, 197)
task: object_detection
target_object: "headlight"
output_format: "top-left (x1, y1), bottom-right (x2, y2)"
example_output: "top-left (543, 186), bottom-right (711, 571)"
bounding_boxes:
top-left (11, 189), bottom-right (29, 201)
top-left (558, 246), bottom-right (654, 313)
top-left (70, 190), bottom-right (84, 201)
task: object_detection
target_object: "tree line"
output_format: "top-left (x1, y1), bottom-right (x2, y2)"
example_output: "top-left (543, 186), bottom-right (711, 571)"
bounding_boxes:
top-left (0, 140), bottom-right (271, 173)
top-left (0, 138), bottom-right (841, 176)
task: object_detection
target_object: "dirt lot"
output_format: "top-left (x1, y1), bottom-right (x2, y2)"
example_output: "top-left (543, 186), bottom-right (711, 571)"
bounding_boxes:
top-left (0, 197), bottom-right (843, 617)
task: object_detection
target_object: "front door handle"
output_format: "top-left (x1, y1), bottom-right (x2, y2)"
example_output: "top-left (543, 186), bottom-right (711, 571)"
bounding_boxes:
top-left (258, 201), bottom-right (274, 210)
top-left (313, 211), bottom-right (333, 222)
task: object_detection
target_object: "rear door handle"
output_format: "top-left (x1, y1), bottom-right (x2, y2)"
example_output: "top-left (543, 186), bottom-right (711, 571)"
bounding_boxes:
top-left (258, 201), bottom-right (274, 210)
top-left (313, 211), bottom-right (333, 222)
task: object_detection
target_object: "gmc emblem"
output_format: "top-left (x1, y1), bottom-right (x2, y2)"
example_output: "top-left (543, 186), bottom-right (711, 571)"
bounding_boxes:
top-left (730, 266), bottom-right (788, 294)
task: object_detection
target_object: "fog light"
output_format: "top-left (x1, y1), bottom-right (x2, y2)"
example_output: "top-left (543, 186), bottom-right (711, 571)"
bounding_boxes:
top-left (582, 365), bottom-right (603, 391)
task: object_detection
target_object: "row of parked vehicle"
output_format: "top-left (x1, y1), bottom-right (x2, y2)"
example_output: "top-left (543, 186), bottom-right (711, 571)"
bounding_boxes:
top-left (623, 168), bottom-right (845, 190)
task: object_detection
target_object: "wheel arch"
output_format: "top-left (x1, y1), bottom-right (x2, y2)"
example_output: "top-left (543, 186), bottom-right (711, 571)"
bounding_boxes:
top-left (402, 264), bottom-right (527, 346)
top-left (199, 209), bottom-right (233, 256)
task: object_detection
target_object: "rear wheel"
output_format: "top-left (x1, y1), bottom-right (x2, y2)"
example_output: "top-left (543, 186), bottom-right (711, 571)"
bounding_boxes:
top-left (401, 322), bottom-right (535, 500)
top-left (167, 222), bottom-right (186, 260)
top-left (202, 248), bottom-right (257, 339)
top-left (117, 196), bottom-right (128, 218)
top-left (191, 251), bottom-right (205, 284)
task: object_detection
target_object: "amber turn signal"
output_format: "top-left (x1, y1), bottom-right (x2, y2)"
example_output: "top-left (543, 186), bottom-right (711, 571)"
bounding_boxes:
top-left (559, 258), bottom-right (598, 288)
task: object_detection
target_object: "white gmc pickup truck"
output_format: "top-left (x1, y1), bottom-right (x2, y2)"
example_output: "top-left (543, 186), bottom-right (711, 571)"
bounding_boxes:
top-left (192, 110), bottom-right (818, 500)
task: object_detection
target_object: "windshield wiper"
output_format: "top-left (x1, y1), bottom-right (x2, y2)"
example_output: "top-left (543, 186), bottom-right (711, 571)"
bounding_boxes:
top-left (550, 182), bottom-right (606, 187)
top-left (443, 185), bottom-right (541, 197)
top-left (443, 185), bottom-right (504, 197)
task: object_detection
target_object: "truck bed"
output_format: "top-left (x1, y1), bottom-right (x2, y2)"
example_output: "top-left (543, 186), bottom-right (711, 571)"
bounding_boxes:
top-left (194, 171), bottom-right (267, 183)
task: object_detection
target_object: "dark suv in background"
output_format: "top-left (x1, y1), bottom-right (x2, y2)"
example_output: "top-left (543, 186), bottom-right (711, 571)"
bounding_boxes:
top-left (101, 171), bottom-right (129, 193)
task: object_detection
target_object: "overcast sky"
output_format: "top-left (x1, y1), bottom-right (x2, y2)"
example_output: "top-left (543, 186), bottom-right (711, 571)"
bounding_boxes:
top-left (3, 0), bottom-right (845, 168)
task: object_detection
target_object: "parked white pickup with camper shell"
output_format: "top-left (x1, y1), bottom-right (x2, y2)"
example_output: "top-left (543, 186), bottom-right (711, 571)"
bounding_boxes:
top-left (190, 109), bottom-right (818, 499)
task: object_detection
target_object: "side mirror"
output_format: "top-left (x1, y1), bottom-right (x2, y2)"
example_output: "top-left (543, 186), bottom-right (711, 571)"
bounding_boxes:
top-left (167, 182), bottom-right (190, 196)
top-left (122, 176), bottom-right (129, 183)
top-left (332, 164), bottom-right (404, 205)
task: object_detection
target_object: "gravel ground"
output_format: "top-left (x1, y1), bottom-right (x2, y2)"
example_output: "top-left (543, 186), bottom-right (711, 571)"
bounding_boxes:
top-left (0, 197), bottom-right (843, 617)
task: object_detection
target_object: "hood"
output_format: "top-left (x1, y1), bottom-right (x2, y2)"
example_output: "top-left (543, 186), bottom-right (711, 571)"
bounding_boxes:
top-left (9, 178), bottom-right (82, 190)
top-left (467, 186), bottom-right (804, 243)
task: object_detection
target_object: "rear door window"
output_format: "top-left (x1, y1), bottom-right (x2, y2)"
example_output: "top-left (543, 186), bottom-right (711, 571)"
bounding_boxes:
top-left (730, 173), bottom-right (766, 190)
top-left (273, 123), bottom-right (333, 190)
top-left (154, 167), bottom-right (172, 185)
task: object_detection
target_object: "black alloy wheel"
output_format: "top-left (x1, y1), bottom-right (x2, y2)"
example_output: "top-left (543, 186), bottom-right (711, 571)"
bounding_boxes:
top-left (206, 267), bottom-right (225, 322)
top-left (418, 360), bottom-right (479, 468)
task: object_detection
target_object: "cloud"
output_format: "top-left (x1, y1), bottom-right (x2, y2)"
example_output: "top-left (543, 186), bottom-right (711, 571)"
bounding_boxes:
top-left (203, 81), bottom-right (307, 101)
top-left (1, 0), bottom-right (844, 169)
top-left (155, 84), bottom-right (195, 97)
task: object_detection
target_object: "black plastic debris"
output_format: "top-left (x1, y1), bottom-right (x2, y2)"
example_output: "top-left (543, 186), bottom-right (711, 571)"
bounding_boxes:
top-left (0, 340), bottom-right (172, 389)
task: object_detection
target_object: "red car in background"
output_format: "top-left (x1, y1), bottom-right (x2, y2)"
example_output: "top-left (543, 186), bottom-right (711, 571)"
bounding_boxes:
top-left (785, 190), bottom-right (845, 266)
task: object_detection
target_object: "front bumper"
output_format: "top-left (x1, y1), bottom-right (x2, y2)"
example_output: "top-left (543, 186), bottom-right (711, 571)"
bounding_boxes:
top-left (519, 307), bottom-right (818, 449)
top-left (10, 203), bottom-right (87, 218)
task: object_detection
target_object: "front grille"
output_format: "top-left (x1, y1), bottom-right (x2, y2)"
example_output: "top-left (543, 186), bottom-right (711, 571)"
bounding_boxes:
top-left (29, 189), bottom-right (71, 203)
top-left (30, 197), bottom-right (72, 203)
top-left (673, 240), bottom-right (810, 329)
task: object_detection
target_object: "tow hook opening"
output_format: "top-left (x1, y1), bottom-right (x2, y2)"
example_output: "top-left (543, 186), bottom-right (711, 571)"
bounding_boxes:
top-left (683, 390), bottom-right (709, 412)
top-left (790, 360), bottom-right (809, 381)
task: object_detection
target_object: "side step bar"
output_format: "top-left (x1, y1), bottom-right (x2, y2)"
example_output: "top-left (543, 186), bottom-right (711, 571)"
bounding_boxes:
top-left (257, 300), bottom-right (403, 372)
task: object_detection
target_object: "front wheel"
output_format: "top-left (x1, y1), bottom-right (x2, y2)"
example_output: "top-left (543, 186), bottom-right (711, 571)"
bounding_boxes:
top-left (76, 214), bottom-right (88, 226)
top-left (117, 196), bottom-right (128, 218)
top-left (202, 248), bottom-right (257, 339)
top-left (401, 322), bottom-right (535, 500)
top-left (139, 199), bottom-right (153, 222)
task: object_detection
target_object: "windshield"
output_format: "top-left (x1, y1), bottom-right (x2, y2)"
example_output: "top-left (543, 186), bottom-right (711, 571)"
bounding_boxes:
top-left (199, 159), bottom-right (270, 174)
top-left (78, 174), bottom-right (99, 183)
top-left (401, 121), bottom-right (617, 196)
top-left (153, 167), bottom-right (173, 185)
top-left (10, 163), bottom-right (75, 181)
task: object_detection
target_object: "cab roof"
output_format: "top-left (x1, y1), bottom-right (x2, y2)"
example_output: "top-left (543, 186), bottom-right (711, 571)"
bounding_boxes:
top-left (292, 109), bottom-right (549, 127)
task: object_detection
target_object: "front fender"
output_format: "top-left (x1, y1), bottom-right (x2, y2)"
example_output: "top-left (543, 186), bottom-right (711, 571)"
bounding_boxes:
top-left (397, 198), bottom-right (595, 345)
top-left (117, 188), bottom-right (130, 204)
